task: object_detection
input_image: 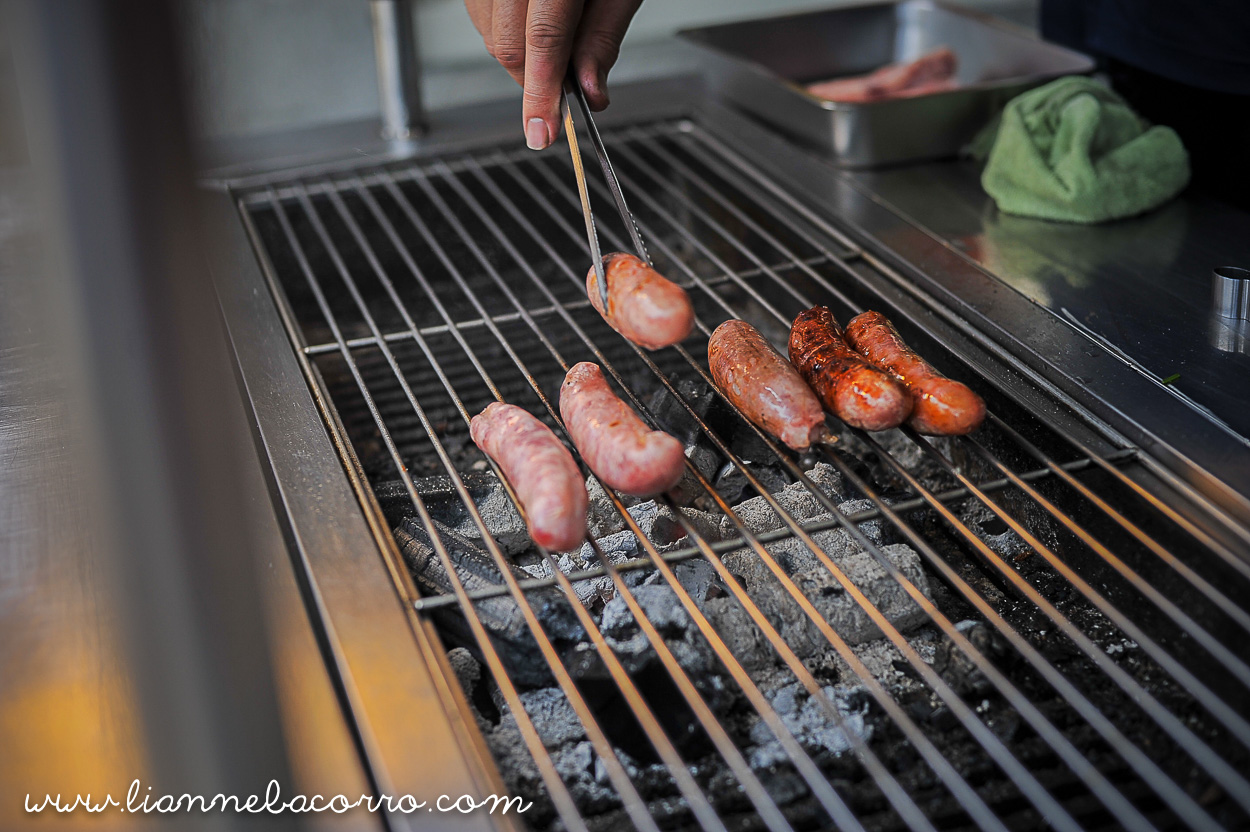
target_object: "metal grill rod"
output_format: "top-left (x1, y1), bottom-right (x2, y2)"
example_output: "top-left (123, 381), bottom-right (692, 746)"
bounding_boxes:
top-left (603, 134), bottom-right (1250, 813)
top-left (538, 139), bottom-right (1235, 827)
top-left (390, 161), bottom-right (869, 832)
top-left (650, 129), bottom-right (1250, 651)
top-left (682, 125), bottom-right (1250, 569)
top-left (327, 177), bottom-right (735, 832)
top-left (315, 181), bottom-right (737, 832)
top-left (409, 448), bottom-right (1138, 612)
top-left (264, 188), bottom-right (591, 832)
top-left (438, 157), bottom-right (929, 832)
top-left (634, 132), bottom-right (1250, 687)
top-left (293, 182), bottom-right (722, 832)
top-left (351, 172), bottom-right (804, 832)
top-left (609, 134), bottom-right (1250, 736)
top-left (805, 435), bottom-right (1211, 831)
top-left (452, 153), bottom-right (1105, 829)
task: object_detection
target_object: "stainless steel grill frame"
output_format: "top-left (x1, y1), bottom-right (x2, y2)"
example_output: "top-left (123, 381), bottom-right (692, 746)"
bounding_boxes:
top-left (211, 86), bottom-right (1250, 832)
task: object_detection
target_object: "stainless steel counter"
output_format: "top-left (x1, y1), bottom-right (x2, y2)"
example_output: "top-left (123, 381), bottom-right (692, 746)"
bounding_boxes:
top-left (847, 159), bottom-right (1250, 438)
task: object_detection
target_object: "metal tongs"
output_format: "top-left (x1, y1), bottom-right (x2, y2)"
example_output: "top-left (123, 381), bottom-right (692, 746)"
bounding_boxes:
top-left (562, 71), bottom-right (651, 310)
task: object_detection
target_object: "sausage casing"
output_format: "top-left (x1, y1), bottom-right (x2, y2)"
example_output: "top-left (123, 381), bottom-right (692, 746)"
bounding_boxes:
top-left (587, 252), bottom-right (695, 350)
top-left (789, 306), bottom-right (913, 432)
top-left (845, 311), bottom-right (985, 435)
top-left (708, 319), bottom-right (830, 451)
top-left (560, 362), bottom-right (686, 497)
top-left (470, 402), bottom-right (588, 551)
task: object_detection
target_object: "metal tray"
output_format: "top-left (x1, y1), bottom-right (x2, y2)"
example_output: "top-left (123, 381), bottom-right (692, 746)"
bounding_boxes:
top-left (679, 0), bottom-right (1094, 168)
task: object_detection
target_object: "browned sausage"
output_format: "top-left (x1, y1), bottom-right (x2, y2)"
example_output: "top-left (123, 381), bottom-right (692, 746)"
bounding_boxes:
top-left (708, 319), bottom-right (831, 451)
top-left (470, 402), bottom-right (587, 551)
top-left (789, 306), bottom-right (913, 432)
top-left (845, 310), bottom-right (985, 435)
top-left (560, 362), bottom-right (686, 497)
top-left (587, 252), bottom-right (695, 350)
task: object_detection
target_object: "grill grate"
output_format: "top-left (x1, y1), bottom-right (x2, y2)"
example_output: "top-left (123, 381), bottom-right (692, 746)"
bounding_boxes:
top-left (238, 119), bottom-right (1250, 832)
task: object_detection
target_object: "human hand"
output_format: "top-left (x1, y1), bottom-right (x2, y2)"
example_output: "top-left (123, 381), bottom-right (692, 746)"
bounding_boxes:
top-left (464, 0), bottom-right (644, 149)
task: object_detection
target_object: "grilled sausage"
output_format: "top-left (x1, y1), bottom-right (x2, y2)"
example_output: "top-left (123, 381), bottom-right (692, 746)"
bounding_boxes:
top-left (560, 362), bottom-right (686, 497)
top-left (708, 319), bottom-right (831, 451)
top-left (470, 402), bottom-right (587, 551)
top-left (845, 310), bottom-right (985, 435)
top-left (789, 306), bottom-right (913, 432)
top-left (587, 252), bottom-right (695, 350)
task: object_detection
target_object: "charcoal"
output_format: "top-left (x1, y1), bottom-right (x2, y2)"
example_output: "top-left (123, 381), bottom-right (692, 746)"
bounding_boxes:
top-left (747, 682), bottom-right (872, 767)
top-left (453, 474), bottom-right (529, 555)
top-left (714, 459), bottom-right (789, 505)
top-left (723, 532), bottom-right (930, 648)
top-left (586, 475), bottom-right (637, 539)
top-left (395, 517), bottom-right (584, 687)
top-left (668, 443), bottom-right (723, 507)
top-left (934, 620), bottom-right (1001, 699)
top-left (577, 502), bottom-right (727, 572)
top-left (517, 687), bottom-right (587, 749)
top-left (598, 585), bottom-right (715, 674)
top-left (378, 470), bottom-right (529, 555)
top-left (702, 594), bottom-right (774, 670)
top-left (646, 376), bottom-right (717, 445)
top-left (719, 462), bottom-right (845, 539)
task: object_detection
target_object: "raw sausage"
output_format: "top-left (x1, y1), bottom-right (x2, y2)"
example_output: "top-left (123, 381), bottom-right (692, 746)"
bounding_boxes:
top-left (789, 306), bottom-right (913, 431)
top-left (807, 48), bottom-right (958, 103)
top-left (708, 319), bottom-right (831, 451)
top-left (587, 252), bottom-right (695, 350)
top-left (845, 310), bottom-right (985, 435)
top-left (560, 362), bottom-right (686, 497)
top-left (470, 402), bottom-right (587, 551)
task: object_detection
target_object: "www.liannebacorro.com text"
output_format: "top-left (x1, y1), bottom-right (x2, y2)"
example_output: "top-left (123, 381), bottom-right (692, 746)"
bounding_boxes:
top-left (26, 780), bottom-right (531, 815)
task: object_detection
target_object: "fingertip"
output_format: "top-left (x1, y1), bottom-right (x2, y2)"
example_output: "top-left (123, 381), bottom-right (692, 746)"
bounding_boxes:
top-left (573, 63), bottom-right (607, 110)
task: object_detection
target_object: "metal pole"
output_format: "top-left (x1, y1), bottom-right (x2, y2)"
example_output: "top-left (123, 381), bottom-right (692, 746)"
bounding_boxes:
top-left (370, 0), bottom-right (424, 140)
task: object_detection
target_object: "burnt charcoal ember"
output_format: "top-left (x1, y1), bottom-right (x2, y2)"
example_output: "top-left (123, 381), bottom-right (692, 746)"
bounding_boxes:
top-left (934, 620), bottom-right (1004, 699)
top-left (378, 470), bottom-right (529, 555)
top-left (746, 682), bottom-right (873, 767)
top-left (724, 509), bottom-right (931, 648)
top-left (718, 462), bottom-right (846, 539)
top-left (668, 443), bottom-right (723, 508)
top-left (599, 585), bottom-right (716, 676)
top-left (586, 475), bottom-right (639, 540)
top-left (646, 376), bottom-right (718, 446)
top-left (714, 459), bottom-right (789, 506)
top-left (395, 517), bottom-right (584, 687)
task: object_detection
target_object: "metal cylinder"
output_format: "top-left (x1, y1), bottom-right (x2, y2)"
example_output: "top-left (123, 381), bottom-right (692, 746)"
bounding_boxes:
top-left (370, 0), bottom-right (424, 141)
top-left (1212, 266), bottom-right (1250, 320)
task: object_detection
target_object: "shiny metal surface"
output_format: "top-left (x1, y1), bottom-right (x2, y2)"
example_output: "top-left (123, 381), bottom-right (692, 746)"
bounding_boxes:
top-left (231, 95), bottom-right (1250, 829)
top-left (217, 186), bottom-right (516, 831)
top-left (1213, 266), bottom-right (1250, 320)
top-left (369, 0), bottom-right (424, 141)
top-left (680, 0), bottom-right (1093, 167)
top-left (561, 82), bottom-right (608, 310)
top-left (838, 156), bottom-right (1250, 508)
top-left (565, 76), bottom-right (652, 266)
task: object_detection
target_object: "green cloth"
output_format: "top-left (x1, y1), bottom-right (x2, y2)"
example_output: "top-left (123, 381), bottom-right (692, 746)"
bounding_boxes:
top-left (974, 76), bottom-right (1190, 224)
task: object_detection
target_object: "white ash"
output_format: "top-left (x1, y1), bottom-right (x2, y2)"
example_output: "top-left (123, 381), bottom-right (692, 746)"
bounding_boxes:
top-left (598, 584), bottom-right (715, 674)
top-left (718, 462), bottom-right (846, 538)
top-left (450, 473), bottom-right (529, 555)
top-left (446, 646), bottom-right (481, 696)
top-left (747, 682), bottom-right (872, 768)
top-left (586, 476), bottom-right (638, 539)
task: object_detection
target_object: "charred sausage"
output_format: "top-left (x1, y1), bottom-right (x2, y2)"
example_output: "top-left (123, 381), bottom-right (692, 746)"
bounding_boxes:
top-left (789, 306), bottom-right (913, 432)
top-left (587, 252), bottom-right (695, 350)
top-left (560, 362), bottom-right (686, 497)
top-left (708, 319), bottom-right (831, 451)
top-left (470, 402), bottom-right (587, 551)
top-left (845, 311), bottom-right (985, 435)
